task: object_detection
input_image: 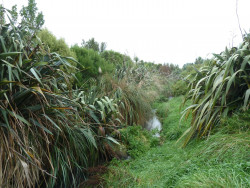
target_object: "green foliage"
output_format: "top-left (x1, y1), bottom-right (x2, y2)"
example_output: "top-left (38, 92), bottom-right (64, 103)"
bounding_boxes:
top-left (181, 35), bottom-right (250, 146)
top-left (182, 62), bottom-right (204, 78)
top-left (1, 17), bottom-right (91, 188)
top-left (72, 57), bottom-right (155, 127)
top-left (144, 62), bottom-right (186, 100)
top-left (92, 74), bottom-right (153, 126)
top-left (81, 37), bottom-right (106, 52)
top-left (101, 50), bottom-right (133, 67)
top-left (20, 0), bottom-right (44, 34)
top-left (71, 45), bottom-right (114, 82)
top-left (0, 5), bottom-right (123, 187)
top-left (194, 56), bottom-right (205, 65)
top-left (38, 28), bottom-right (77, 59)
top-left (119, 126), bottom-right (159, 159)
top-left (100, 42), bottom-right (107, 53)
top-left (0, 4), bottom-right (18, 26)
top-left (74, 90), bottom-right (123, 161)
top-left (134, 56), bottom-right (139, 63)
top-left (153, 102), bottom-right (169, 119)
top-left (154, 97), bottom-right (190, 141)
top-left (172, 80), bottom-right (189, 96)
top-left (0, 4), bottom-right (5, 25)
top-left (217, 109), bottom-right (250, 134)
top-left (154, 95), bottom-right (169, 103)
top-left (159, 63), bottom-right (180, 76)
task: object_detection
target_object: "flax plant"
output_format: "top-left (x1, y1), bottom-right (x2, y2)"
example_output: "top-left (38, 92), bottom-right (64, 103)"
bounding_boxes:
top-left (0, 8), bottom-right (103, 187)
top-left (180, 34), bottom-right (250, 146)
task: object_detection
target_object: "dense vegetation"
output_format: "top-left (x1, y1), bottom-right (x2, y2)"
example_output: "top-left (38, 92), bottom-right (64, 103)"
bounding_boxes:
top-left (180, 36), bottom-right (250, 146)
top-left (0, 1), bottom-right (249, 187)
top-left (103, 97), bottom-right (249, 187)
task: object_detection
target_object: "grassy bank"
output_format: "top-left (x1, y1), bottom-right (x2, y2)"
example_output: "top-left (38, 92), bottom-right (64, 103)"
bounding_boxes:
top-left (102, 96), bottom-right (250, 187)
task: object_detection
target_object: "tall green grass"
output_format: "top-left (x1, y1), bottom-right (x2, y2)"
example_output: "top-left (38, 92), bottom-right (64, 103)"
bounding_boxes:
top-left (103, 97), bottom-right (250, 187)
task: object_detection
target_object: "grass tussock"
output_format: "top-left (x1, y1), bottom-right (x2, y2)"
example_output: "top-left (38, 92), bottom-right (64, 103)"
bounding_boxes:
top-left (89, 73), bottom-right (153, 126)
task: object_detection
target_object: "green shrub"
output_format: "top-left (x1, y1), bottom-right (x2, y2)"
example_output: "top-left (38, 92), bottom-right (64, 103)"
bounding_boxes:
top-left (172, 80), bottom-right (189, 96)
top-left (71, 45), bottom-right (114, 82)
top-left (119, 126), bottom-right (159, 158)
top-left (154, 95), bottom-right (169, 103)
top-left (153, 102), bottom-right (169, 119)
top-left (38, 28), bottom-right (77, 59)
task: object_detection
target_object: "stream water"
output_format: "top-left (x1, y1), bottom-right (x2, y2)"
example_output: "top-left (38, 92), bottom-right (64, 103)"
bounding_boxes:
top-left (145, 110), bottom-right (162, 137)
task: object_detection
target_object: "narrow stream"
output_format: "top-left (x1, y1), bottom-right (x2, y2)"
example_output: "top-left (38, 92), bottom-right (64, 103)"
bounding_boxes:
top-left (145, 110), bottom-right (162, 137)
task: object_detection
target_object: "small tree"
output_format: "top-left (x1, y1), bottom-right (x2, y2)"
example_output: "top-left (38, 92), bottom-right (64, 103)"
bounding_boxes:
top-left (100, 42), bottom-right (107, 53)
top-left (82, 37), bottom-right (99, 51)
top-left (82, 38), bottom-right (107, 53)
top-left (20, 0), bottom-right (44, 33)
top-left (134, 56), bottom-right (139, 63)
